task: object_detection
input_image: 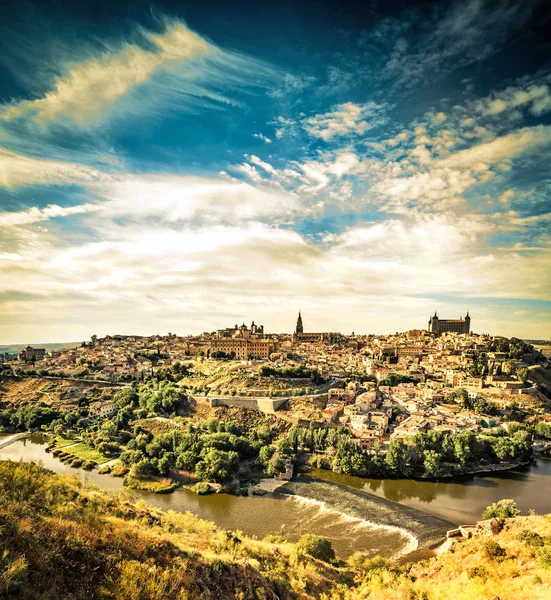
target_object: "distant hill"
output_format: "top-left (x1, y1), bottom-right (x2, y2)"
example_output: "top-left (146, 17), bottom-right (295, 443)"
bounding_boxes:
top-left (0, 342), bottom-right (80, 354)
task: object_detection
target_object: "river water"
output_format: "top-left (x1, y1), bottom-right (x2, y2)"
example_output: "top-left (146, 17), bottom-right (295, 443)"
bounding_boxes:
top-left (2, 436), bottom-right (550, 559)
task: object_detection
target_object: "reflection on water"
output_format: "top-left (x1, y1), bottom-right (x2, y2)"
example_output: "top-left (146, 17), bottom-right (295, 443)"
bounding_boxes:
top-left (310, 460), bottom-right (551, 524)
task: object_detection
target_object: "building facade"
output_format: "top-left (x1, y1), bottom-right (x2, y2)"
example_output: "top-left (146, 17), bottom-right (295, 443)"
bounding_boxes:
top-left (18, 346), bottom-right (46, 362)
top-left (210, 337), bottom-right (276, 360)
top-left (428, 312), bottom-right (471, 334)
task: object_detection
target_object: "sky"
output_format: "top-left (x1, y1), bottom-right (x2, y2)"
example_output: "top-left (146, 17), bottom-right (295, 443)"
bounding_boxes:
top-left (0, 0), bottom-right (551, 343)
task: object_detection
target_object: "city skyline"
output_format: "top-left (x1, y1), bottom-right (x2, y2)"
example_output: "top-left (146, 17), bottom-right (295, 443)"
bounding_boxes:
top-left (1, 0), bottom-right (551, 343)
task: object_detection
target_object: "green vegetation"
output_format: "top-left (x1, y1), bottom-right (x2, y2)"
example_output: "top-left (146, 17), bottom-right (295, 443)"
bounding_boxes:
top-left (61, 442), bottom-right (109, 464)
top-left (535, 422), bottom-right (551, 440)
top-left (0, 404), bottom-right (62, 431)
top-left (276, 424), bottom-right (533, 479)
top-left (296, 534), bottom-right (335, 562)
top-left (190, 481), bottom-right (212, 495)
top-left (378, 374), bottom-right (420, 387)
top-left (482, 498), bottom-right (522, 520)
top-left (118, 417), bottom-right (272, 487)
top-left (484, 337), bottom-right (535, 359)
top-left (125, 475), bottom-right (179, 493)
top-left (50, 435), bottom-right (80, 448)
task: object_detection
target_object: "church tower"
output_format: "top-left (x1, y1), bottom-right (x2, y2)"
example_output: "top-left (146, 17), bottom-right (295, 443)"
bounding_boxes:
top-left (295, 311), bottom-right (303, 335)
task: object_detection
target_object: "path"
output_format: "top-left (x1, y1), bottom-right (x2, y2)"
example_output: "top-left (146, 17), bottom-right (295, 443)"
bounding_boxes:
top-left (0, 432), bottom-right (29, 449)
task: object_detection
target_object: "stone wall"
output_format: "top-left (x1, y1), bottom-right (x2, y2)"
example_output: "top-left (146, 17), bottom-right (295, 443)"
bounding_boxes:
top-left (193, 395), bottom-right (287, 414)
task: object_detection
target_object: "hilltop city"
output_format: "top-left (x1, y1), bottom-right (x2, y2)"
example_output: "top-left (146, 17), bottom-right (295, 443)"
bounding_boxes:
top-left (2, 313), bottom-right (550, 456)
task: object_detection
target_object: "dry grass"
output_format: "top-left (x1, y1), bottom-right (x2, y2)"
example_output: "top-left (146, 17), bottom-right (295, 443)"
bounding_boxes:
top-left (1, 460), bottom-right (550, 600)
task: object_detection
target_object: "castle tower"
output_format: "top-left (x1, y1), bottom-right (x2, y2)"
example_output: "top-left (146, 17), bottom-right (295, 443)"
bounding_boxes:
top-left (428, 311), bottom-right (438, 333)
top-left (464, 311), bottom-right (471, 334)
top-left (295, 311), bottom-right (303, 335)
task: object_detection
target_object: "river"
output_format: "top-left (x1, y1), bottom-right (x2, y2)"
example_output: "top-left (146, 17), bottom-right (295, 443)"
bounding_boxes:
top-left (1, 436), bottom-right (550, 560)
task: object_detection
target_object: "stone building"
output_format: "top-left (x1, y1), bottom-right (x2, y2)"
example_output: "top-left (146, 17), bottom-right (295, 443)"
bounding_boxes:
top-left (215, 321), bottom-right (264, 339)
top-left (18, 346), bottom-right (46, 362)
top-left (428, 312), bottom-right (471, 334)
top-left (292, 311), bottom-right (341, 344)
top-left (295, 311), bottom-right (303, 335)
top-left (210, 337), bottom-right (276, 360)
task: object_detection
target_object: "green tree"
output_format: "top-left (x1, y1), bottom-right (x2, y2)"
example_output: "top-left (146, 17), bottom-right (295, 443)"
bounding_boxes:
top-left (265, 453), bottom-right (286, 477)
top-left (423, 449), bottom-right (442, 476)
top-left (258, 445), bottom-right (276, 466)
top-left (195, 449), bottom-right (239, 483)
top-left (482, 499), bottom-right (521, 520)
top-left (296, 534), bottom-right (335, 563)
top-left (517, 367), bottom-right (529, 383)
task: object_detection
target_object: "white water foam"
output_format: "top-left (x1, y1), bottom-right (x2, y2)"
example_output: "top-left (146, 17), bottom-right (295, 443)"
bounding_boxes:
top-left (288, 494), bottom-right (419, 558)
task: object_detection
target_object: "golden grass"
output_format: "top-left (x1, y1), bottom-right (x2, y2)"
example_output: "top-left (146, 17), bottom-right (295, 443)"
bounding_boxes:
top-left (1, 460), bottom-right (550, 600)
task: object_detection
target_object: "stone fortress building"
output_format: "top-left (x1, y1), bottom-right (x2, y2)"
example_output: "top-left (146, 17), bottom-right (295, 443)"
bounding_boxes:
top-left (210, 320), bottom-right (276, 359)
top-left (428, 312), bottom-right (471, 334)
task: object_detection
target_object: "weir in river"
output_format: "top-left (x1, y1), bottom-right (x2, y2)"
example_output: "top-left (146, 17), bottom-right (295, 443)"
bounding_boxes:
top-left (2, 435), bottom-right (551, 560)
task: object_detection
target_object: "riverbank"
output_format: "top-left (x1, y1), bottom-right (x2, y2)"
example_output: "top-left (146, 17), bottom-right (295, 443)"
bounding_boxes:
top-left (3, 434), bottom-right (551, 559)
top-left (0, 435), bottom-right (443, 559)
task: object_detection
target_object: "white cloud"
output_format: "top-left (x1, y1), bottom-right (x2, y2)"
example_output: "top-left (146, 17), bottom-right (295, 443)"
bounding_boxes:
top-left (0, 19), bottom-right (276, 128)
top-left (476, 84), bottom-right (551, 118)
top-left (253, 133), bottom-right (272, 144)
top-left (0, 202), bottom-right (101, 227)
top-left (0, 148), bottom-right (107, 189)
top-left (303, 102), bottom-right (382, 140)
top-left (248, 155), bottom-right (277, 175)
top-left (3, 210), bottom-right (550, 342)
top-left (498, 189), bottom-right (515, 207)
top-left (437, 125), bottom-right (551, 169)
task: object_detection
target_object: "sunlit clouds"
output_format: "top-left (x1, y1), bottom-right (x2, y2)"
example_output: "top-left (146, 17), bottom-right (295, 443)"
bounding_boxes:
top-left (0, 2), bottom-right (550, 342)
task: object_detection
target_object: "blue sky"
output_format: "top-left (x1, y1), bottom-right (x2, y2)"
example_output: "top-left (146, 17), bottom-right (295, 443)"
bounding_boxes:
top-left (1, 0), bottom-right (550, 342)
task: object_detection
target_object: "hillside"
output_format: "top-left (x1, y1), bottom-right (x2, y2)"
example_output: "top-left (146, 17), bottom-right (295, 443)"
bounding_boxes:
top-left (1, 461), bottom-right (551, 599)
top-left (0, 376), bottom-right (120, 410)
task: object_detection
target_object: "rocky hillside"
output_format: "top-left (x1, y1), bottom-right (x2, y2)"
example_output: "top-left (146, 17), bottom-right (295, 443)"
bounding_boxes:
top-left (0, 376), bottom-right (119, 411)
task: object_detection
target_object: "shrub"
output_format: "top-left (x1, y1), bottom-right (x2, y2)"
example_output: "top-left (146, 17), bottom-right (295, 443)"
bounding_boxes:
top-left (536, 546), bottom-right (551, 569)
top-left (482, 499), bottom-right (521, 520)
top-left (263, 535), bottom-right (287, 544)
top-left (190, 482), bottom-right (211, 495)
top-left (82, 461), bottom-right (96, 471)
top-left (296, 534), bottom-right (335, 563)
top-left (111, 464), bottom-right (129, 477)
top-left (348, 553), bottom-right (387, 573)
top-left (484, 540), bottom-right (507, 561)
top-left (467, 565), bottom-right (489, 580)
top-left (517, 529), bottom-right (543, 547)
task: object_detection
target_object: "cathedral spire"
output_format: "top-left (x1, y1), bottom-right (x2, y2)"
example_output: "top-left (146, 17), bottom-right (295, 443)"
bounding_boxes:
top-left (295, 311), bottom-right (303, 335)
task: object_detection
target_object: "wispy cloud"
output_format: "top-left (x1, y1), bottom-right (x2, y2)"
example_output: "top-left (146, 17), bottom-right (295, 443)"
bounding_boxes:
top-left (381, 0), bottom-right (542, 88)
top-left (0, 148), bottom-right (108, 189)
top-left (0, 202), bottom-right (101, 226)
top-left (0, 18), bottom-right (278, 129)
